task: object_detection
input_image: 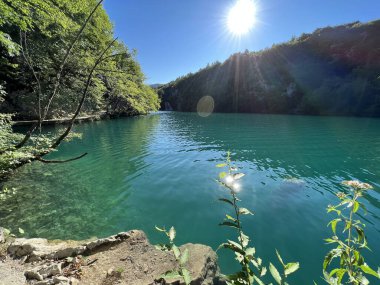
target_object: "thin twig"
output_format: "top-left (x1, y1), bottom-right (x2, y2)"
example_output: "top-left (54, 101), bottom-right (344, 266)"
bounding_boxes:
top-left (49, 37), bottom-right (118, 150)
top-left (42, 0), bottom-right (104, 121)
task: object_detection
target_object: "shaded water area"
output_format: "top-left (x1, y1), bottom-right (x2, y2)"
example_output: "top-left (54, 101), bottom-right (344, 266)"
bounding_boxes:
top-left (1, 112), bottom-right (380, 283)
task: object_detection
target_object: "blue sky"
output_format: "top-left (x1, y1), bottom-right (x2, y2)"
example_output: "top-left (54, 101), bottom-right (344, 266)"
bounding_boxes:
top-left (103, 0), bottom-right (380, 84)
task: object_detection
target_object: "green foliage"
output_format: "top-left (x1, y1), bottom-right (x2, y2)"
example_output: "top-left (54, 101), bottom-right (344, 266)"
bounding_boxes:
top-left (216, 152), bottom-right (299, 285)
top-left (323, 180), bottom-right (380, 285)
top-left (0, 0), bottom-right (160, 119)
top-left (0, 0), bottom-right (160, 181)
top-left (154, 226), bottom-right (192, 285)
top-left (0, 112), bottom-right (51, 179)
top-left (159, 20), bottom-right (380, 117)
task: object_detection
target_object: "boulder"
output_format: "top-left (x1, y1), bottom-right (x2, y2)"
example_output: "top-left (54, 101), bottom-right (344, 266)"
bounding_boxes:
top-left (24, 262), bottom-right (63, 280)
top-left (7, 231), bottom-right (132, 262)
top-left (8, 238), bottom-right (86, 262)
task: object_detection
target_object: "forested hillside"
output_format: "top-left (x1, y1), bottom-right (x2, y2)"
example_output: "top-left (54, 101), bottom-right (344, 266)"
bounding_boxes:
top-left (0, 0), bottom-right (160, 120)
top-left (159, 20), bottom-right (380, 117)
top-left (0, 0), bottom-right (160, 179)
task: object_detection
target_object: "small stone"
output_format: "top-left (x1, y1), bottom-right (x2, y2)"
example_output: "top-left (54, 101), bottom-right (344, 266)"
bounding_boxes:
top-left (34, 280), bottom-right (51, 285)
top-left (53, 276), bottom-right (69, 284)
top-left (40, 263), bottom-right (62, 277)
top-left (107, 267), bottom-right (115, 276)
top-left (24, 270), bottom-right (43, 281)
top-left (35, 281), bottom-right (50, 285)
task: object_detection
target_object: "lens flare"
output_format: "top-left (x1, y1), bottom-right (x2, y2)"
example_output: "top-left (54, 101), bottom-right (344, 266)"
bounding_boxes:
top-left (197, 95), bottom-right (215, 117)
top-left (227, 0), bottom-right (257, 36)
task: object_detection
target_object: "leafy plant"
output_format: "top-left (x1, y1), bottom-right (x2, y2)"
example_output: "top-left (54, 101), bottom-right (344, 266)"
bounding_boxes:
top-left (216, 152), bottom-right (299, 285)
top-left (323, 180), bottom-right (380, 285)
top-left (154, 226), bottom-right (192, 285)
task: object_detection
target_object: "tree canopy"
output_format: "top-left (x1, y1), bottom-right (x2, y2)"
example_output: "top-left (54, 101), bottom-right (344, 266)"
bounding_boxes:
top-left (0, 0), bottom-right (160, 119)
top-left (0, 0), bottom-right (160, 180)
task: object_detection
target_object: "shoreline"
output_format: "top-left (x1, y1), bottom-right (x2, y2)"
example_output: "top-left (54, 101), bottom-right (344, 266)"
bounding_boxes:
top-left (0, 228), bottom-right (224, 285)
top-left (11, 113), bottom-right (107, 127)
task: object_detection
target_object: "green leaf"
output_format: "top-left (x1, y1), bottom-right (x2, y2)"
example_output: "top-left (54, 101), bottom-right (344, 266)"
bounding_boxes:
top-left (227, 240), bottom-right (243, 250)
top-left (155, 244), bottom-right (168, 251)
top-left (353, 201), bottom-right (360, 213)
top-left (226, 214), bottom-right (237, 222)
top-left (161, 270), bottom-right (181, 279)
top-left (284, 262), bottom-right (300, 276)
top-left (172, 245), bottom-right (180, 260)
top-left (219, 221), bottom-right (239, 229)
top-left (260, 266), bottom-right (267, 277)
top-left (328, 219), bottom-right (341, 235)
top-left (245, 247), bottom-right (255, 257)
top-left (168, 226), bottom-right (176, 242)
top-left (218, 242), bottom-right (244, 255)
top-left (275, 249), bottom-right (285, 266)
top-left (234, 252), bottom-right (244, 263)
top-left (239, 208), bottom-right (254, 215)
top-left (233, 173), bottom-right (245, 180)
top-left (239, 232), bottom-right (249, 248)
top-left (18, 228), bottom-right (24, 235)
top-left (155, 226), bottom-right (166, 232)
top-left (269, 263), bottom-right (282, 285)
top-left (360, 264), bottom-right (380, 278)
top-left (357, 274), bottom-right (370, 285)
top-left (323, 252), bottom-right (333, 270)
top-left (181, 268), bottom-right (192, 285)
top-left (324, 238), bottom-right (338, 244)
top-left (219, 198), bottom-right (233, 206)
top-left (219, 172), bottom-right (227, 179)
top-left (253, 276), bottom-right (265, 285)
top-left (180, 248), bottom-right (189, 265)
top-left (216, 163), bottom-right (227, 168)
top-left (329, 268), bottom-right (346, 284)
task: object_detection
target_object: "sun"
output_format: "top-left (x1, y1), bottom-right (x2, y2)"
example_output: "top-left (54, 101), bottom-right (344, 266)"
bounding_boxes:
top-left (227, 0), bottom-right (257, 36)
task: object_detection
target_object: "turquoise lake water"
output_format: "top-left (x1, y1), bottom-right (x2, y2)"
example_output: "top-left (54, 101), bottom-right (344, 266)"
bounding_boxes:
top-left (1, 112), bottom-right (380, 283)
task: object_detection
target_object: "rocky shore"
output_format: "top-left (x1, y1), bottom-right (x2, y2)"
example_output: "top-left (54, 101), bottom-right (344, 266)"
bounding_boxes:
top-left (0, 228), bottom-right (225, 285)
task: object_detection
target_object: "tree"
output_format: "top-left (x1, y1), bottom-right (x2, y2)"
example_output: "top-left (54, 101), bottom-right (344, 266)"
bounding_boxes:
top-left (0, 0), bottom-right (160, 180)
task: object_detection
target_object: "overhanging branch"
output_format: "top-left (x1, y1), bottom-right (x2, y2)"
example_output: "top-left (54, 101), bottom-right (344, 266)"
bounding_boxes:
top-left (36, 152), bottom-right (88, 163)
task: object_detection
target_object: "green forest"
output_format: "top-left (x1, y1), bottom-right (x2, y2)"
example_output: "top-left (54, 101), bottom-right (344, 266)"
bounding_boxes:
top-left (159, 20), bottom-right (380, 117)
top-left (0, 0), bottom-right (160, 179)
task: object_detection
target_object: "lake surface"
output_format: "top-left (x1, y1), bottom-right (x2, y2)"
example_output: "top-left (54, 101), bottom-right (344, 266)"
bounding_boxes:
top-left (1, 112), bottom-right (380, 283)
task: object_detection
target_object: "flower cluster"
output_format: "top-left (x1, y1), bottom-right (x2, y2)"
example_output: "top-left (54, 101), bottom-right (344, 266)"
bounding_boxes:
top-left (342, 180), bottom-right (373, 190)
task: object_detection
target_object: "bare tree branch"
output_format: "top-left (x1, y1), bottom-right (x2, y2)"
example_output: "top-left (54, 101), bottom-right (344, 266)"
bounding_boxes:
top-left (8, 0), bottom-right (104, 152)
top-left (49, 37), bottom-right (118, 150)
top-left (42, 0), bottom-right (104, 121)
top-left (36, 152), bottom-right (88, 163)
top-left (20, 30), bottom-right (42, 122)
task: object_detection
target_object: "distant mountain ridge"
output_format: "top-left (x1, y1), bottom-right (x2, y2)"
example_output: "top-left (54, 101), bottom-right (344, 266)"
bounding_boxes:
top-left (150, 84), bottom-right (163, 89)
top-left (159, 20), bottom-right (380, 117)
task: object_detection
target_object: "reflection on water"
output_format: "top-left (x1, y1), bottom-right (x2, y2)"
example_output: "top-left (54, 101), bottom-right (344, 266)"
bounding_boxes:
top-left (1, 112), bottom-right (379, 284)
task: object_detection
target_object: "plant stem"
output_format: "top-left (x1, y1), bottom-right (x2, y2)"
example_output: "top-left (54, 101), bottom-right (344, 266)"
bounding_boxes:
top-left (346, 193), bottom-right (356, 281)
